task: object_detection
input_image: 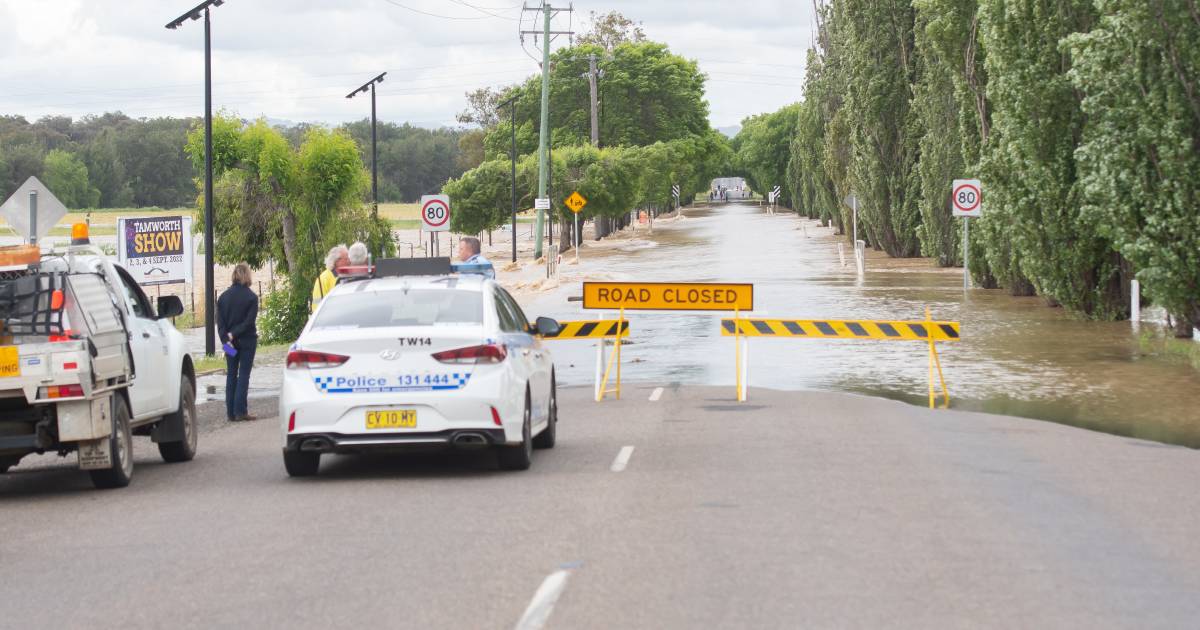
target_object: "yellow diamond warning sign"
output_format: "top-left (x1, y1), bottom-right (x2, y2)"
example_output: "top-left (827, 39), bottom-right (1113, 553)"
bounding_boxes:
top-left (582, 282), bottom-right (753, 311)
top-left (564, 191), bottom-right (588, 213)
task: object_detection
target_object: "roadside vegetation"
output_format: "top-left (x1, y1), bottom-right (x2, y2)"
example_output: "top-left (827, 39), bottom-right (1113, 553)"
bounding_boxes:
top-left (734, 0), bottom-right (1199, 337)
top-left (0, 114), bottom-right (479, 211)
top-left (442, 12), bottom-right (732, 246)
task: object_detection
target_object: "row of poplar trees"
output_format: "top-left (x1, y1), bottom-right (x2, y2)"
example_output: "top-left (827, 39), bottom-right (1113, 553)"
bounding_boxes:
top-left (743, 0), bottom-right (1198, 335)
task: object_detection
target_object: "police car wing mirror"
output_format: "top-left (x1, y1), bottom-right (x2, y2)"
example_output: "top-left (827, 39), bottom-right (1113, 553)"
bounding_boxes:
top-left (533, 316), bottom-right (561, 337)
top-left (156, 295), bottom-right (184, 319)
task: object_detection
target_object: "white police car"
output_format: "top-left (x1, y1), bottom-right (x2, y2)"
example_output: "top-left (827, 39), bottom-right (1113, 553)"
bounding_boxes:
top-left (279, 261), bottom-right (560, 476)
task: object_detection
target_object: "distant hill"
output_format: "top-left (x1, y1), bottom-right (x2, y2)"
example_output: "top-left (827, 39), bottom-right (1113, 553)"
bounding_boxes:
top-left (717, 125), bottom-right (742, 138)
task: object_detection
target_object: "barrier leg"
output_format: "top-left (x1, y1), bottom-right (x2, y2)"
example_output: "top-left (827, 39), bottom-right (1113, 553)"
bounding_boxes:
top-left (594, 339), bottom-right (605, 402)
top-left (615, 307), bottom-right (624, 400)
top-left (598, 330), bottom-right (620, 401)
top-left (932, 341), bottom-right (950, 409)
top-left (741, 335), bottom-right (749, 402)
top-left (926, 307), bottom-right (935, 409)
top-left (734, 307), bottom-right (743, 402)
top-left (927, 339), bottom-right (936, 410)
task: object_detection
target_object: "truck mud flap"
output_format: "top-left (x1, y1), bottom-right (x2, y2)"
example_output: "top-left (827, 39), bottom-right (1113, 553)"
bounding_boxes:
top-left (77, 437), bottom-right (111, 470)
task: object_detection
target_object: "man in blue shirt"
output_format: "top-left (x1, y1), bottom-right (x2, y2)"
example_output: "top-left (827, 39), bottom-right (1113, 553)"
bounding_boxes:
top-left (457, 236), bottom-right (495, 279)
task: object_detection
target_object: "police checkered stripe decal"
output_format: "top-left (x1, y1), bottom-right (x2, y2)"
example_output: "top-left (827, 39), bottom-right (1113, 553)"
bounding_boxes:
top-left (719, 319), bottom-right (961, 341)
top-left (314, 373), bottom-right (471, 393)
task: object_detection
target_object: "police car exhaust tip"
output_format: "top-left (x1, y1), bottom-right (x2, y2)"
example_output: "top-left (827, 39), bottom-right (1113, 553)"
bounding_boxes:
top-left (452, 432), bottom-right (489, 448)
top-left (300, 437), bottom-right (334, 453)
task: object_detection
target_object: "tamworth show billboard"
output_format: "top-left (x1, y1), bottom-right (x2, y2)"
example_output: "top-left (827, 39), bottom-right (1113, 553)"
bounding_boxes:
top-left (117, 216), bottom-right (194, 286)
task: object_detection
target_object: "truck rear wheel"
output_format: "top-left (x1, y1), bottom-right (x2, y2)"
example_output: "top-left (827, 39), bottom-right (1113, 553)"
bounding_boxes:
top-left (90, 395), bottom-right (134, 489)
top-left (158, 378), bottom-right (198, 463)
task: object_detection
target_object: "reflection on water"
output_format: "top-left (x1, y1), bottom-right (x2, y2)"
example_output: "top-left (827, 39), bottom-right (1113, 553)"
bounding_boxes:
top-left (527, 202), bottom-right (1200, 448)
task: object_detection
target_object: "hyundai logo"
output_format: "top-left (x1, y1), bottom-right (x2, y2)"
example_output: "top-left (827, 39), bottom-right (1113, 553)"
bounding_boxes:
top-left (379, 349), bottom-right (401, 361)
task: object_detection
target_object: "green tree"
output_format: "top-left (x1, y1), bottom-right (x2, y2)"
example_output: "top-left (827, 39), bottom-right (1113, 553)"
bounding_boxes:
top-left (979, 0), bottom-right (1126, 317)
top-left (733, 104), bottom-right (800, 207)
top-left (1068, 0), bottom-right (1200, 334)
top-left (444, 159), bottom-right (513, 235)
top-left (840, 0), bottom-right (923, 257)
top-left (41, 149), bottom-right (100, 209)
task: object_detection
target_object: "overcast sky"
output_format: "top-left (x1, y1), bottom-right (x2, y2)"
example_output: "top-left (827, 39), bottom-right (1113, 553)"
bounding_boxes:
top-left (0, 1), bottom-right (811, 130)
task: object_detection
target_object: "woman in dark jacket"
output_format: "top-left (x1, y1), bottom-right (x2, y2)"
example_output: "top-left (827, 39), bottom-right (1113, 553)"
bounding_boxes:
top-left (217, 263), bottom-right (259, 421)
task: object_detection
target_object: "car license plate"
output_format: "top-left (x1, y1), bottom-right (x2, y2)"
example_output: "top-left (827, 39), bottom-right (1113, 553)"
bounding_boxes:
top-left (0, 346), bottom-right (19, 378)
top-left (366, 409), bottom-right (416, 430)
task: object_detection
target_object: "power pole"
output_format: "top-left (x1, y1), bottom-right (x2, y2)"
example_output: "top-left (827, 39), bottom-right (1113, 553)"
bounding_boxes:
top-left (588, 53), bottom-right (599, 146)
top-left (587, 52), bottom-right (601, 240)
top-left (521, 2), bottom-right (572, 260)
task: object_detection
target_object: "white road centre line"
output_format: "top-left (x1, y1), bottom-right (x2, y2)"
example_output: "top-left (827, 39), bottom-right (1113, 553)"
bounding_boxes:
top-left (610, 446), bottom-right (635, 472)
top-left (514, 570), bottom-right (572, 630)
top-left (649, 387), bottom-right (664, 402)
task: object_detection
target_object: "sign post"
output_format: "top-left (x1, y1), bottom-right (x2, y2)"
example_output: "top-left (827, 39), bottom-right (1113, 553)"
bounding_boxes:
top-left (951, 179), bottom-right (982, 291)
top-left (564, 191), bottom-right (587, 264)
top-left (420, 194), bottom-right (451, 258)
top-left (843, 192), bottom-right (864, 275)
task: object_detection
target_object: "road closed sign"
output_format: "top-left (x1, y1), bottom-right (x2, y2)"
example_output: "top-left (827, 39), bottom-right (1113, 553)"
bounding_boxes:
top-left (117, 216), bottom-right (194, 286)
top-left (951, 179), bottom-right (982, 217)
top-left (420, 194), bottom-right (451, 232)
top-left (582, 282), bottom-right (753, 311)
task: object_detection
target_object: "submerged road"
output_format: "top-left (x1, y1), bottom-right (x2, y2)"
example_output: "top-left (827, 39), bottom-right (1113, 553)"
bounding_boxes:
top-left (2, 388), bottom-right (1198, 629)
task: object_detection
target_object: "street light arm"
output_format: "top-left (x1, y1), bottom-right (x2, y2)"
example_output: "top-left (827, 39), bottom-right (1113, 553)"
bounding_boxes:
top-left (347, 72), bottom-right (388, 99)
top-left (165, 0), bottom-right (224, 29)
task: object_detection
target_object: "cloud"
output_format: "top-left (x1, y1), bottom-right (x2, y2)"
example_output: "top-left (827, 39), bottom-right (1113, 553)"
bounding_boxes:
top-left (0, 0), bottom-right (813, 128)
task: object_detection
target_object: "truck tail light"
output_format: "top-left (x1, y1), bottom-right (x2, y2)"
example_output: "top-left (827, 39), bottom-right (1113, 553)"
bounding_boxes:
top-left (41, 384), bottom-right (85, 399)
top-left (432, 344), bottom-right (507, 364)
top-left (286, 350), bottom-right (349, 369)
top-left (48, 329), bottom-right (78, 342)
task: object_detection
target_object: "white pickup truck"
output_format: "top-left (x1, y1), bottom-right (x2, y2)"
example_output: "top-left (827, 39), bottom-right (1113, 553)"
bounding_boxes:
top-left (0, 230), bottom-right (197, 488)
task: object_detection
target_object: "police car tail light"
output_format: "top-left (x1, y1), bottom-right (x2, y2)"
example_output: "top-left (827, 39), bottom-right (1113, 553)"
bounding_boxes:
top-left (286, 350), bottom-right (350, 369)
top-left (431, 343), bottom-right (507, 364)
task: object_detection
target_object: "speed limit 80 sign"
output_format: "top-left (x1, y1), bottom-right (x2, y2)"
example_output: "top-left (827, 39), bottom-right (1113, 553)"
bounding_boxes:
top-left (951, 179), bottom-right (982, 217)
top-left (420, 194), bottom-right (451, 232)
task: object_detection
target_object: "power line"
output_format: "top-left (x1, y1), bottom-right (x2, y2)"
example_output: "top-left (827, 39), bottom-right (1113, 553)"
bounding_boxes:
top-left (2, 61), bottom-right (531, 101)
top-left (380, 0), bottom-right (498, 20)
top-left (447, 0), bottom-right (518, 21)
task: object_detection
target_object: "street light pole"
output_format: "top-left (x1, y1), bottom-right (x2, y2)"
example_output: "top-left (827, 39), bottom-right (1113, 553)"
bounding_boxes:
top-left (499, 94), bottom-right (518, 263)
top-left (166, 0), bottom-right (228, 358)
top-left (347, 72), bottom-right (387, 225)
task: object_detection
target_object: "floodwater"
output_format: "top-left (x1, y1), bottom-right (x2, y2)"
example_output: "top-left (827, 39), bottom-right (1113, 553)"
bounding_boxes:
top-left (529, 200), bottom-right (1200, 448)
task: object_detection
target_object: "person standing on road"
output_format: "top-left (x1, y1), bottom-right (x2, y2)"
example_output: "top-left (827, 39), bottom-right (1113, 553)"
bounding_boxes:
top-left (457, 236), bottom-right (495, 279)
top-left (218, 263), bottom-right (259, 422)
top-left (311, 244), bottom-right (349, 312)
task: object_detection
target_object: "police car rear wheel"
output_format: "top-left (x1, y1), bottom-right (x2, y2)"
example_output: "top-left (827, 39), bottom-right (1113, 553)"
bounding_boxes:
top-left (284, 450), bottom-right (320, 477)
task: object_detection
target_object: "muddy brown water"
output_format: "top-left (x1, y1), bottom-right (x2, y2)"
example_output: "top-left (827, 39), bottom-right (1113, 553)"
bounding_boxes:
top-left (529, 201), bottom-right (1200, 448)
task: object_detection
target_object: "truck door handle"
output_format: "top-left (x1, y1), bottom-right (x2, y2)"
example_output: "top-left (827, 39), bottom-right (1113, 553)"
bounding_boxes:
top-left (142, 332), bottom-right (151, 338)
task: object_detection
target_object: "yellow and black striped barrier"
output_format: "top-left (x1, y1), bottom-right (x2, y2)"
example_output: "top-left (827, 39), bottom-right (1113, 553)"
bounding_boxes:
top-left (720, 318), bottom-right (960, 342)
top-left (721, 309), bottom-right (959, 409)
top-left (542, 319), bottom-right (630, 340)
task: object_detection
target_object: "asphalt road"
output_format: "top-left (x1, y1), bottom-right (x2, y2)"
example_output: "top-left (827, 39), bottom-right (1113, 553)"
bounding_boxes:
top-left (2, 386), bottom-right (1199, 629)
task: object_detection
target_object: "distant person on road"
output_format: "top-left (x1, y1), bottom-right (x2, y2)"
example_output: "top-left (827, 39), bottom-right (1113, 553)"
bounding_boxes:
top-left (311, 244), bottom-right (349, 312)
top-left (217, 263), bottom-right (259, 422)
top-left (457, 236), bottom-right (495, 279)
